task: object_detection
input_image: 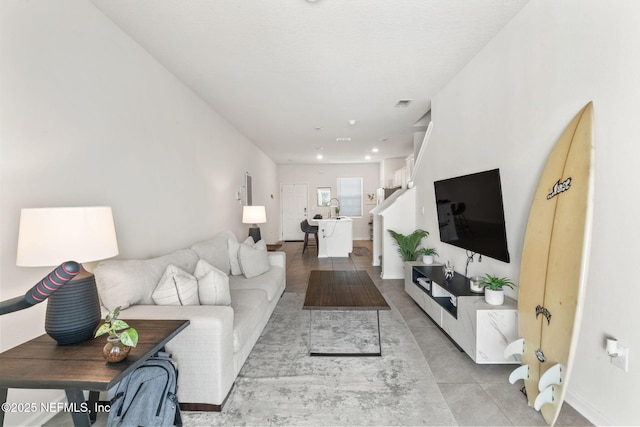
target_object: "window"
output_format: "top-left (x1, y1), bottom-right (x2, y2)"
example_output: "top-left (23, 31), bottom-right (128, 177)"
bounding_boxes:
top-left (337, 177), bottom-right (363, 217)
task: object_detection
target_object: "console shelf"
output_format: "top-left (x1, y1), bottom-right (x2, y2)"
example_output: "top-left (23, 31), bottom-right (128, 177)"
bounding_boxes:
top-left (405, 262), bottom-right (519, 364)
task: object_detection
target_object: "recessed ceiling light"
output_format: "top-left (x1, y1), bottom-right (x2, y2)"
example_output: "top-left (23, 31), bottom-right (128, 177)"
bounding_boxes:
top-left (395, 99), bottom-right (413, 107)
top-left (365, 155), bottom-right (371, 160)
top-left (316, 154), bottom-right (323, 160)
top-left (372, 147), bottom-right (379, 153)
top-left (336, 137), bottom-right (351, 142)
top-left (348, 119), bottom-right (357, 126)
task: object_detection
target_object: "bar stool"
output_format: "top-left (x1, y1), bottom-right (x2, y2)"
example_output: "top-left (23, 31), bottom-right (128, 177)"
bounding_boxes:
top-left (300, 220), bottom-right (319, 254)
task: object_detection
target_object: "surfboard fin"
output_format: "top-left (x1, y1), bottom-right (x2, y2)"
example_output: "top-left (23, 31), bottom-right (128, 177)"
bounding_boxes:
top-left (534, 385), bottom-right (555, 411)
top-left (508, 364), bottom-right (529, 384)
top-left (538, 363), bottom-right (563, 391)
top-left (504, 337), bottom-right (525, 360)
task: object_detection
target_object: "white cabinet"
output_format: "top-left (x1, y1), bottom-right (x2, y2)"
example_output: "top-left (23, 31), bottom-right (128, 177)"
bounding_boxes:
top-left (404, 262), bottom-right (519, 364)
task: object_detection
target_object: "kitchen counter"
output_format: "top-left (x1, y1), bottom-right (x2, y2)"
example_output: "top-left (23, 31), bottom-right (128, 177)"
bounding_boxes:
top-left (313, 217), bottom-right (353, 258)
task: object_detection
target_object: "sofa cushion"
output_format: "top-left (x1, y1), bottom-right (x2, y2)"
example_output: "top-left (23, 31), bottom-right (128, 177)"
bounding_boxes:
top-left (95, 249), bottom-right (200, 311)
top-left (195, 259), bottom-right (231, 305)
top-left (228, 236), bottom-right (254, 276)
top-left (238, 239), bottom-right (271, 278)
top-left (191, 231), bottom-right (235, 274)
top-left (230, 289), bottom-right (268, 353)
top-left (229, 266), bottom-right (284, 302)
top-left (153, 265), bottom-right (200, 306)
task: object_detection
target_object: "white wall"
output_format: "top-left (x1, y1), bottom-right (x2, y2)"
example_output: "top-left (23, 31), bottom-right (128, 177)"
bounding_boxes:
top-left (0, 1), bottom-right (278, 424)
top-left (278, 163), bottom-right (378, 240)
top-left (415, 1), bottom-right (640, 424)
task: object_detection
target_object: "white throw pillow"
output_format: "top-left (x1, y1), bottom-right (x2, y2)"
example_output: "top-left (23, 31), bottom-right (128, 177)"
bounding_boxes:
top-left (195, 259), bottom-right (231, 306)
top-left (238, 239), bottom-right (271, 279)
top-left (228, 236), bottom-right (254, 276)
top-left (152, 265), bottom-right (200, 306)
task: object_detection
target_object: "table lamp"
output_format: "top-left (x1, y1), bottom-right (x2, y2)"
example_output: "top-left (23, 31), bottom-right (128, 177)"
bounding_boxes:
top-left (16, 207), bottom-right (119, 345)
top-left (242, 205), bottom-right (266, 242)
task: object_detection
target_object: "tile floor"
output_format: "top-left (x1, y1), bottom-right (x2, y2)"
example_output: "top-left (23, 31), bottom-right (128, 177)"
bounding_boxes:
top-left (280, 240), bottom-right (592, 427)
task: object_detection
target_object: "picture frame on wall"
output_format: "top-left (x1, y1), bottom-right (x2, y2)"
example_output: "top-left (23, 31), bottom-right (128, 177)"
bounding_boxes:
top-left (365, 191), bottom-right (376, 205)
top-left (317, 187), bottom-right (331, 206)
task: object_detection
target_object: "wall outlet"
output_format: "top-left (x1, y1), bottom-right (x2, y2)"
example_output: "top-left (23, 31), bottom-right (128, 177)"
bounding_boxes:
top-left (611, 344), bottom-right (629, 372)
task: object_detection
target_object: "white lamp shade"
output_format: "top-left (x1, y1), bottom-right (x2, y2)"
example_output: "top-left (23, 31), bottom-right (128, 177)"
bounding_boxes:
top-left (242, 205), bottom-right (267, 224)
top-left (17, 207), bottom-right (119, 266)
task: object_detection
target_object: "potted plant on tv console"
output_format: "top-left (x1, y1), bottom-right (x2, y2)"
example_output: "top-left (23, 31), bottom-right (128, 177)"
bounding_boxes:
top-left (479, 274), bottom-right (516, 306)
top-left (388, 229), bottom-right (438, 263)
top-left (95, 306), bottom-right (138, 362)
top-left (420, 247), bottom-right (439, 265)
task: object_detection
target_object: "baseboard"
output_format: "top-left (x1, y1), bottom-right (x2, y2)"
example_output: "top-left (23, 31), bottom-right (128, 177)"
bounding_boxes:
top-left (180, 402), bottom-right (222, 412)
top-left (565, 391), bottom-right (611, 426)
top-left (380, 273), bottom-right (404, 279)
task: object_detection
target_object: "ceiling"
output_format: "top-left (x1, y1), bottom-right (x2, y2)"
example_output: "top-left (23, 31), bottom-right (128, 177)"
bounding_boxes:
top-left (89, 0), bottom-right (529, 164)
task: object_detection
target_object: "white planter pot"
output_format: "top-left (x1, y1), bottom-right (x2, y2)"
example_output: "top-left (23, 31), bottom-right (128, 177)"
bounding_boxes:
top-left (422, 255), bottom-right (434, 265)
top-left (484, 288), bottom-right (504, 306)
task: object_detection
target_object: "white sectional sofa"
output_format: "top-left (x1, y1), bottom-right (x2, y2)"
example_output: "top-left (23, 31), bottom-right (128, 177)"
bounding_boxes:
top-left (93, 230), bottom-right (286, 410)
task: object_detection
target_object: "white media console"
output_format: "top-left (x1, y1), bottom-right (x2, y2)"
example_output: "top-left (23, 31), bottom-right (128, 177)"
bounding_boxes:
top-left (404, 262), bottom-right (519, 364)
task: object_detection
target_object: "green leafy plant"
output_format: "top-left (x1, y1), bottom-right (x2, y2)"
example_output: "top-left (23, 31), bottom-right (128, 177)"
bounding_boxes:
top-left (387, 229), bottom-right (437, 261)
top-left (479, 274), bottom-right (515, 291)
top-left (94, 306), bottom-right (138, 347)
top-left (420, 247), bottom-right (439, 256)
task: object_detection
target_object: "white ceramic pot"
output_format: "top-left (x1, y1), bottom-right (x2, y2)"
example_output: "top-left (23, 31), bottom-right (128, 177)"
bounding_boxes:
top-left (484, 288), bottom-right (504, 306)
top-left (422, 255), bottom-right (434, 265)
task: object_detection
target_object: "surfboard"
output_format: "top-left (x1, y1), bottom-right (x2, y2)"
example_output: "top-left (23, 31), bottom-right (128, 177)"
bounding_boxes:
top-left (507, 102), bottom-right (594, 426)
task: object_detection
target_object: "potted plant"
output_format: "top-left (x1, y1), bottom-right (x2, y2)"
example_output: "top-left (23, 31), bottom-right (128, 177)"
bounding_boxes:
top-left (479, 274), bottom-right (515, 305)
top-left (387, 229), bottom-right (436, 262)
top-left (420, 247), bottom-right (439, 265)
top-left (95, 306), bottom-right (138, 362)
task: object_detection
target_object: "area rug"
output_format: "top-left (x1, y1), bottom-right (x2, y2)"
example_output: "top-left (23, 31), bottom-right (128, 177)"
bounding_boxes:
top-left (183, 293), bottom-right (457, 426)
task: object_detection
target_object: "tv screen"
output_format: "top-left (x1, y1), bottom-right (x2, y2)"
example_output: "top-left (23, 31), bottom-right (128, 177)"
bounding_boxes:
top-left (433, 169), bottom-right (510, 263)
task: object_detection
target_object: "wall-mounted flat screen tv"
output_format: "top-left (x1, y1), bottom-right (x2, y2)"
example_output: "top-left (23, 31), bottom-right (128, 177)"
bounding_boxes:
top-left (433, 168), bottom-right (510, 263)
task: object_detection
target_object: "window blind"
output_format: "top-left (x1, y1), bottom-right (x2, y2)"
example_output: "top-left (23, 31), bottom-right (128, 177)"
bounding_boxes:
top-left (337, 177), bottom-right (363, 217)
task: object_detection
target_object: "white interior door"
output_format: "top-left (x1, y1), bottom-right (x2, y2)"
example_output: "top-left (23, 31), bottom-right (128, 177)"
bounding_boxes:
top-left (281, 183), bottom-right (308, 241)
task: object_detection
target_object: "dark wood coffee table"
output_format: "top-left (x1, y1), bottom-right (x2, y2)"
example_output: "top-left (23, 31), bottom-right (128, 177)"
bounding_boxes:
top-left (303, 270), bottom-right (390, 356)
top-left (0, 319), bottom-right (189, 427)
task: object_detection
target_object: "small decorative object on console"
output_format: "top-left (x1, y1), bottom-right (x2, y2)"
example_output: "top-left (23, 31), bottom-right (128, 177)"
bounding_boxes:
top-left (469, 276), bottom-right (483, 293)
top-left (443, 262), bottom-right (455, 280)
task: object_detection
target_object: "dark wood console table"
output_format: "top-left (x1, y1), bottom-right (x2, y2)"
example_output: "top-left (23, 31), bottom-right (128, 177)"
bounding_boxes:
top-left (0, 319), bottom-right (189, 427)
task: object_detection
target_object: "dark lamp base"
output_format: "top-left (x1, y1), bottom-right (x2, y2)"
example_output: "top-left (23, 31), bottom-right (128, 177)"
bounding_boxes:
top-left (248, 226), bottom-right (262, 243)
top-left (45, 275), bottom-right (101, 345)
